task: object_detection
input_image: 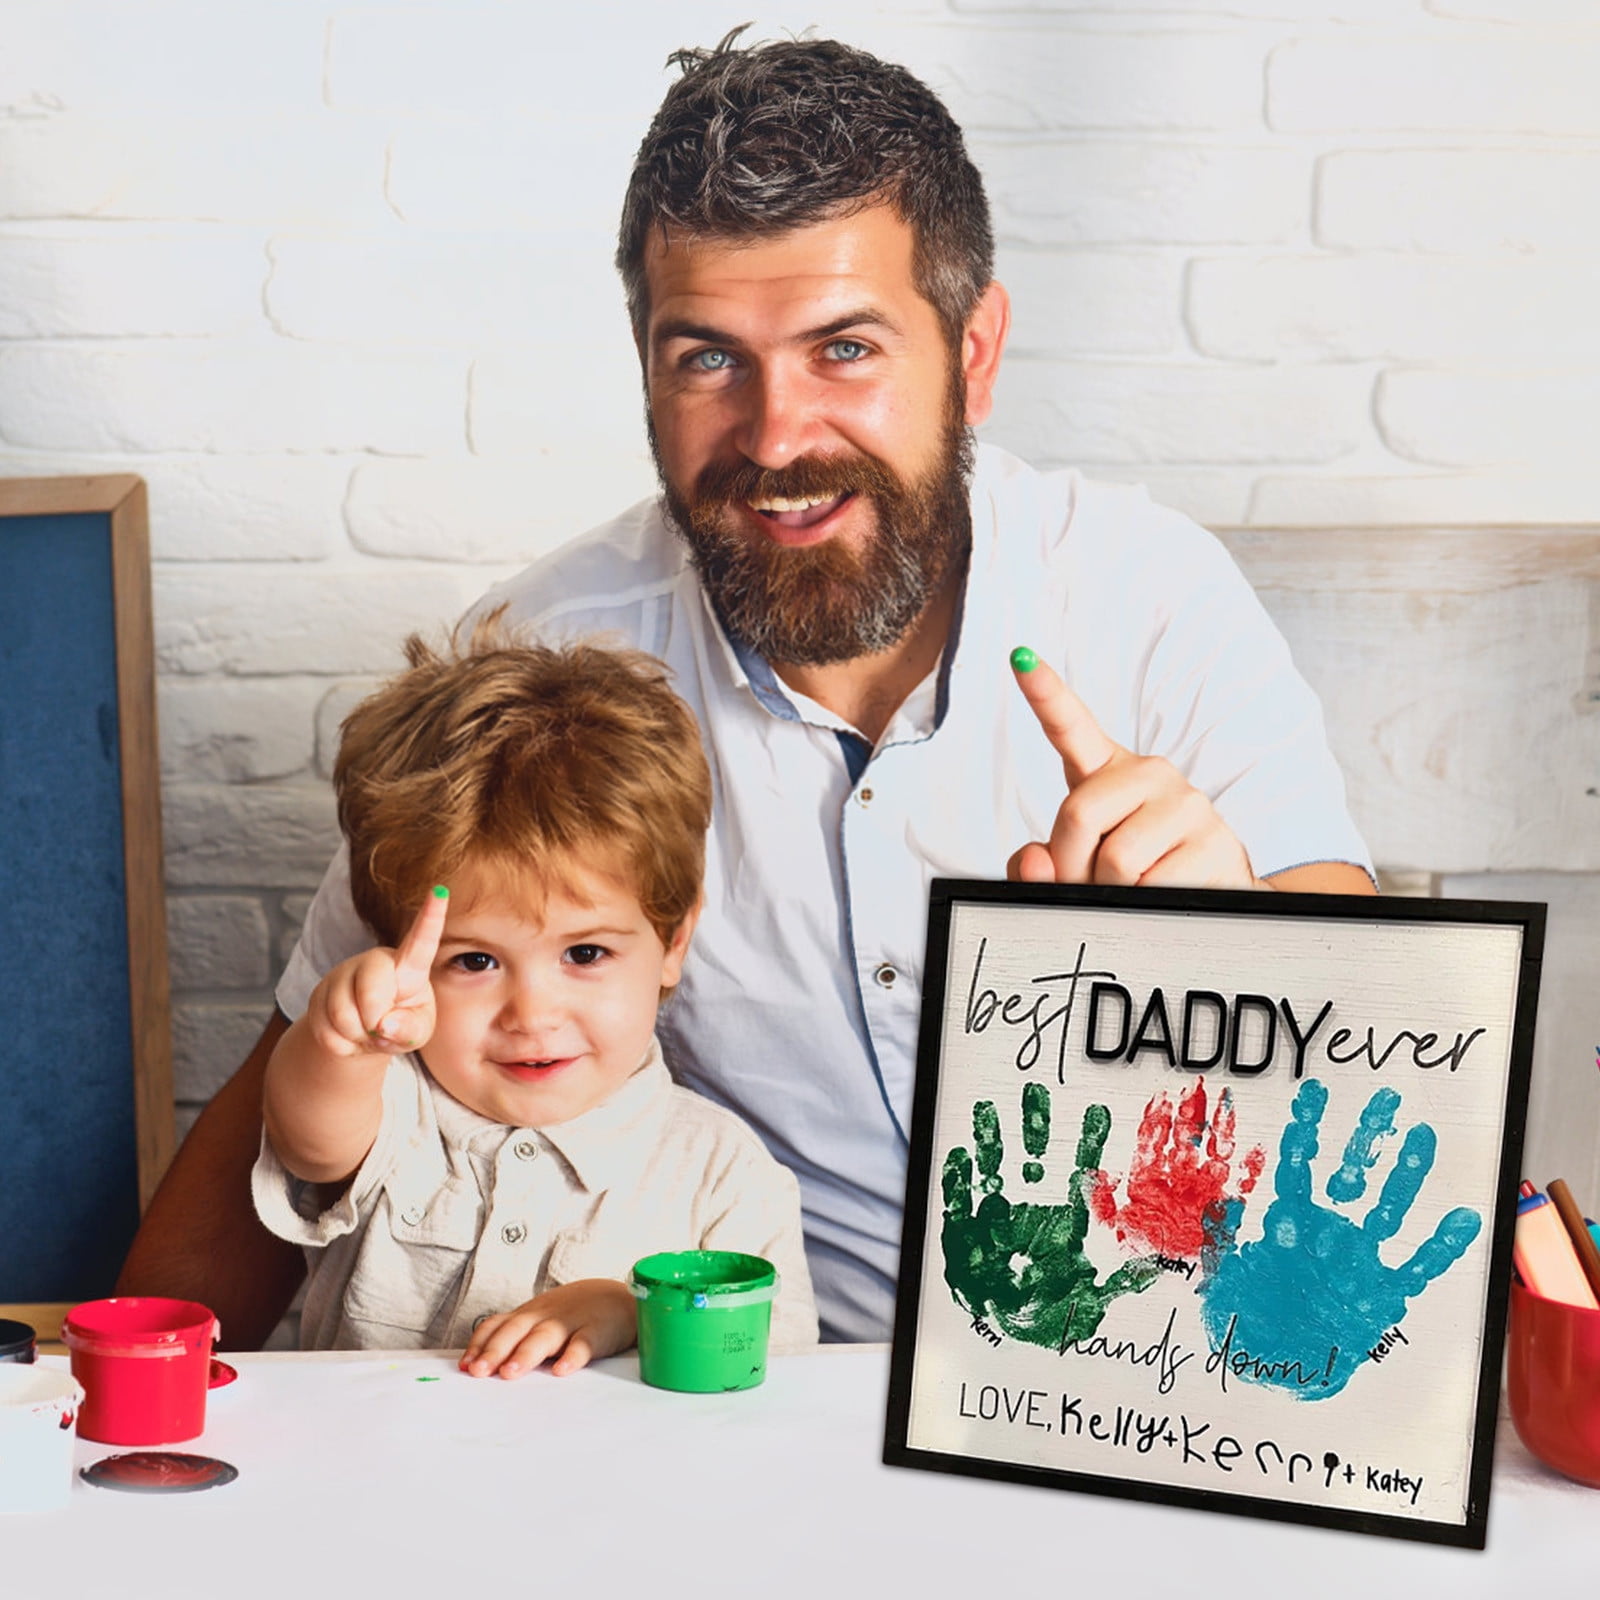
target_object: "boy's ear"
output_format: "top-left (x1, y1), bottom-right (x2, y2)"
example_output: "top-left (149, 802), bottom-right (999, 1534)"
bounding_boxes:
top-left (659, 894), bottom-right (703, 990)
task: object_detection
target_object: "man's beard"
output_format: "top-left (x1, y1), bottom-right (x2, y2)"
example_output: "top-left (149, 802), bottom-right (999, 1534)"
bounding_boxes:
top-left (652, 392), bottom-right (975, 667)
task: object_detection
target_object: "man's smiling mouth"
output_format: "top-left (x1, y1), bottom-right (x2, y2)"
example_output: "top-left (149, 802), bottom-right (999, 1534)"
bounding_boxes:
top-left (747, 490), bottom-right (853, 529)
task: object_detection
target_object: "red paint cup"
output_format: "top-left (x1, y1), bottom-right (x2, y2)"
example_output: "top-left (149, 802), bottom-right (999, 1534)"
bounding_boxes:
top-left (1507, 1278), bottom-right (1600, 1488)
top-left (62, 1297), bottom-right (220, 1445)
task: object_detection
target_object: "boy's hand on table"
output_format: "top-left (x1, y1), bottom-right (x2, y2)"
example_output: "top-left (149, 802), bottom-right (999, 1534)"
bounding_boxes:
top-left (307, 887), bottom-right (449, 1059)
top-left (1007, 648), bottom-right (1259, 890)
top-left (459, 1280), bottom-right (639, 1380)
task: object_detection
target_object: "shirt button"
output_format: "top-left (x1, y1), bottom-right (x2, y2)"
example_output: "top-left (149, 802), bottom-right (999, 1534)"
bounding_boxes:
top-left (501, 1222), bottom-right (527, 1245)
top-left (874, 963), bottom-right (897, 988)
top-left (401, 1205), bottom-right (424, 1225)
top-left (858, 786), bottom-right (874, 805)
top-left (513, 1139), bottom-right (539, 1161)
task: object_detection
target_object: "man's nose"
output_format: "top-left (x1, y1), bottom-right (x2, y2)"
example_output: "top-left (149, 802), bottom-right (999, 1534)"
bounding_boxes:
top-left (732, 363), bottom-right (819, 469)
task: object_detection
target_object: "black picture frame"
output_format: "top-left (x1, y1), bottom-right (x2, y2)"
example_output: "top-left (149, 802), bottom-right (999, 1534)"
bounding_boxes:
top-left (885, 880), bottom-right (1543, 1549)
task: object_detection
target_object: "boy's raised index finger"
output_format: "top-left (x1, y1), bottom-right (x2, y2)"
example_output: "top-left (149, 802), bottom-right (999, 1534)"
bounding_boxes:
top-left (1010, 646), bottom-right (1119, 787)
top-left (394, 884), bottom-right (450, 986)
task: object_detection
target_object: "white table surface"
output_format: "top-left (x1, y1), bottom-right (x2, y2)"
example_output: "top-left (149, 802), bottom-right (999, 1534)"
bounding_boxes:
top-left (5, 1345), bottom-right (1594, 1599)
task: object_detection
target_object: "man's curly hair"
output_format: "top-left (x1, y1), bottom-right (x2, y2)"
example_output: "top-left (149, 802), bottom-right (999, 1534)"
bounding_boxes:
top-left (616, 28), bottom-right (993, 345)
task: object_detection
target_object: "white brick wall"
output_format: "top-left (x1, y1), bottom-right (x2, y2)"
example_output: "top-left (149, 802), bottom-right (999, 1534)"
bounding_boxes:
top-left (0, 227), bottom-right (267, 338)
top-left (1268, 31), bottom-right (1600, 135)
top-left (1316, 150), bottom-right (1600, 253)
top-left (2, 2), bottom-right (1595, 1159)
top-left (0, 342), bottom-right (469, 453)
top-left (384, 121), bottom-right (635, 234)
top-left (0, 2), bottom-right (325, 112)
top-left (166, 897), bottom-right (274, 991)
top-left (990, 360), bottom-right (1373, 464)
top-left (0, 117), bottom-right (393, 224)
top-left (265, 235), bottom-right (628, 346)
top-left (977, 140), bottom-right (1308, 246)
top-left (154, 566), bottom-right (484, 675)
top-left (997, 247), bottom-right (1185, 357)
top-left (160, 678), bottom-right (324, 784)
top-left (162, 784), bottom-right (338, 889)
top-left (1377, 371), bottom-right (1600, 468)
top-left (908, 27), bottom-right (1269, 133)
top-left (1188, 256), bottom-right (1600, 364)
top-left (345, 459), bottom-right (644, 567)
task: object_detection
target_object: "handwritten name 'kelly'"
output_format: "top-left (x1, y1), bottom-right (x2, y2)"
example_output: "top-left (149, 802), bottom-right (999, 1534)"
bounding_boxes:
top-left (964, 938), bottom-right (1485, 1084)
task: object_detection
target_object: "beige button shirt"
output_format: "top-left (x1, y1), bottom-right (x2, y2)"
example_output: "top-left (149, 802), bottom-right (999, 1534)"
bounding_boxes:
top-left (252, 1039), bottom-right (818, 1353)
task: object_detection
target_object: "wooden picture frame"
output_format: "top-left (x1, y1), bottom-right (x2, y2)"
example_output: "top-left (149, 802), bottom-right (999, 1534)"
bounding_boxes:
top-left (0, 475), bottom-right (173, 1312)
top-left (885, 880), bottom-right (1543, 1548)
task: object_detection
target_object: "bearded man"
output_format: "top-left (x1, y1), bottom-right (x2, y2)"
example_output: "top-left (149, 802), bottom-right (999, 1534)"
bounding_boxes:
top-left (120, 33), bottom-right (1373, 1346)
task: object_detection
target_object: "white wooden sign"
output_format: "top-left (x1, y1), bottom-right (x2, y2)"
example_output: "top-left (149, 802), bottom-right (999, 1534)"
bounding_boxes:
top-left (885, 881), bottom-right (1543, 1547)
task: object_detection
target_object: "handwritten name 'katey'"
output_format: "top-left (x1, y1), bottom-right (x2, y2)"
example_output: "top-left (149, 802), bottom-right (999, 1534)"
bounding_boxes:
top-left (964, 938), bottom-right (1485, 1084)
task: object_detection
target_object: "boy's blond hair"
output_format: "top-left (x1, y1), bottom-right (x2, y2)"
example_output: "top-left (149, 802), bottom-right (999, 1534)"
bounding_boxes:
top-left (335, 616), bottom-right (711, 948)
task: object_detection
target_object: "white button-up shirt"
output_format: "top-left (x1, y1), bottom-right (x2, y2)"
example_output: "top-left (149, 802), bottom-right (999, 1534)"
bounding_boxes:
top-left (279, 445), bottom-right (1371, 1342)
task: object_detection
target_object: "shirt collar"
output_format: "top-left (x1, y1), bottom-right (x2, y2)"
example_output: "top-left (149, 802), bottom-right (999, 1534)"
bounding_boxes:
top-left (727, 630), bottom-right (804, 723)
top-left (425, 1036), bottom-right (675, 1194)
top-left (533, 1037), bottom-right (674, 1192)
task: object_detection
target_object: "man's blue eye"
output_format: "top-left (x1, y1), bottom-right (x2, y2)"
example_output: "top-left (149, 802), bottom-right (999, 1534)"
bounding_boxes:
top-left (690, 349), bottom-right (733, 371)
top-left (826, 339), bottom-right (869, 361)
top-left (566, 944), bottom-right (608, 967)
top-left (452, 951), bottom-right (496, 973)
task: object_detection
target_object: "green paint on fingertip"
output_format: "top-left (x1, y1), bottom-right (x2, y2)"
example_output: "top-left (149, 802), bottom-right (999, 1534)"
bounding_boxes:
top-left (432, 884), bottom-right (449, 899)
top-left (1010, 645), bottom-right (1038, 673)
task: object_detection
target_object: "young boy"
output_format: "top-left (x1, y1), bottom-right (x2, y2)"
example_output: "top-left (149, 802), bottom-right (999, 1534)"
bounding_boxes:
top-left (252, 624), bottom-right (817, 1376)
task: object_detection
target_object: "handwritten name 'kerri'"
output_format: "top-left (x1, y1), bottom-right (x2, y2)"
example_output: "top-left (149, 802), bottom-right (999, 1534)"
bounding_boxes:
top-left (963, 937), bottom-right (1485, 1083)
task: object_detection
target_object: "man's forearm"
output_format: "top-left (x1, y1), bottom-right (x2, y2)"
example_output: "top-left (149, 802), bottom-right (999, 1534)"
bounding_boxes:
top-left (1263, 861), bottom-right (1377, 895)
top-left (116, 1009), bottom-right (306, 1351)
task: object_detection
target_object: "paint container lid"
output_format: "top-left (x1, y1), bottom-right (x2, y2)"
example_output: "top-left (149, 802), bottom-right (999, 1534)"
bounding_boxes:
top-left (0, 1320), bottom-right (36, 1363)
top-left (630, 1250), bottom-right (778, 1312)
top-left (80, 1452), bottom-right (238, 1494)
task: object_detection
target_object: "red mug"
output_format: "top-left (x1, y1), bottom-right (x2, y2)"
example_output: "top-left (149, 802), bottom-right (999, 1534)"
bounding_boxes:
top-left (1507, 1278), bottom-right (1600, 1487)
top-left (62, 1297), bottom-right (221, 1446)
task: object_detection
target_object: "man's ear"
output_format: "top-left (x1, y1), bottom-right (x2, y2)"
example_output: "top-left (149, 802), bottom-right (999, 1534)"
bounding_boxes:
top-left (659, 894), bottom-right (703, 991)
top-left (960, 280), bottom-right (1010, 428)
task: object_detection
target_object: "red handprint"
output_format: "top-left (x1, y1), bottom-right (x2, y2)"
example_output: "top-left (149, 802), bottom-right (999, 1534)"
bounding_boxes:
top-left (1089, 1080), bottom-right (1265, 1263)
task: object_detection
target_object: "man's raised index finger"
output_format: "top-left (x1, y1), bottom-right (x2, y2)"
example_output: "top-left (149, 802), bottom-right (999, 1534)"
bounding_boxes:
top-left (1010, 646), bottom-right (1120, 787)
top-left (394, 884), bottom-right (450, 989)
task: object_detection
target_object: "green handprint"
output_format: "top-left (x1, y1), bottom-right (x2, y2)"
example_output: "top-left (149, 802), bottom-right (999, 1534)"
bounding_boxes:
top-left (941, 1083), bottom-right (1159, 1350)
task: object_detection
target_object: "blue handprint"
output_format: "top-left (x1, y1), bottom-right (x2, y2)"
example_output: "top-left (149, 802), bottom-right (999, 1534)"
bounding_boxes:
top-left (1198, 1079), bottom-right (1481, 1400)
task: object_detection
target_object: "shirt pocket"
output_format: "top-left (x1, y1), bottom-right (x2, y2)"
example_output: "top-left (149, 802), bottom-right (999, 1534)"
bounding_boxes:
top-left (544, 1187), bottom-right (691, 1288)
top-left (342, 1177), bottom-right (484, 1342)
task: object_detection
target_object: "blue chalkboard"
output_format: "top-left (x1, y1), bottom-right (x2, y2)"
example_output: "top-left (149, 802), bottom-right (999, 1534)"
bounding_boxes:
top-left (0, 477), bottom-right (172, 1302)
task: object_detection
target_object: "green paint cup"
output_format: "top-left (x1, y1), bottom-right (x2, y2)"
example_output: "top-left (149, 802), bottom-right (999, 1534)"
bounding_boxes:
top-left (630, 1250), bottom-right (778, 1393)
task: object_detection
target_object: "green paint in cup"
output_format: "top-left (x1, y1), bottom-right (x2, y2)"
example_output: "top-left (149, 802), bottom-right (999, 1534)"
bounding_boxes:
top-left (629, 1250), bottom-right (777, 1393)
